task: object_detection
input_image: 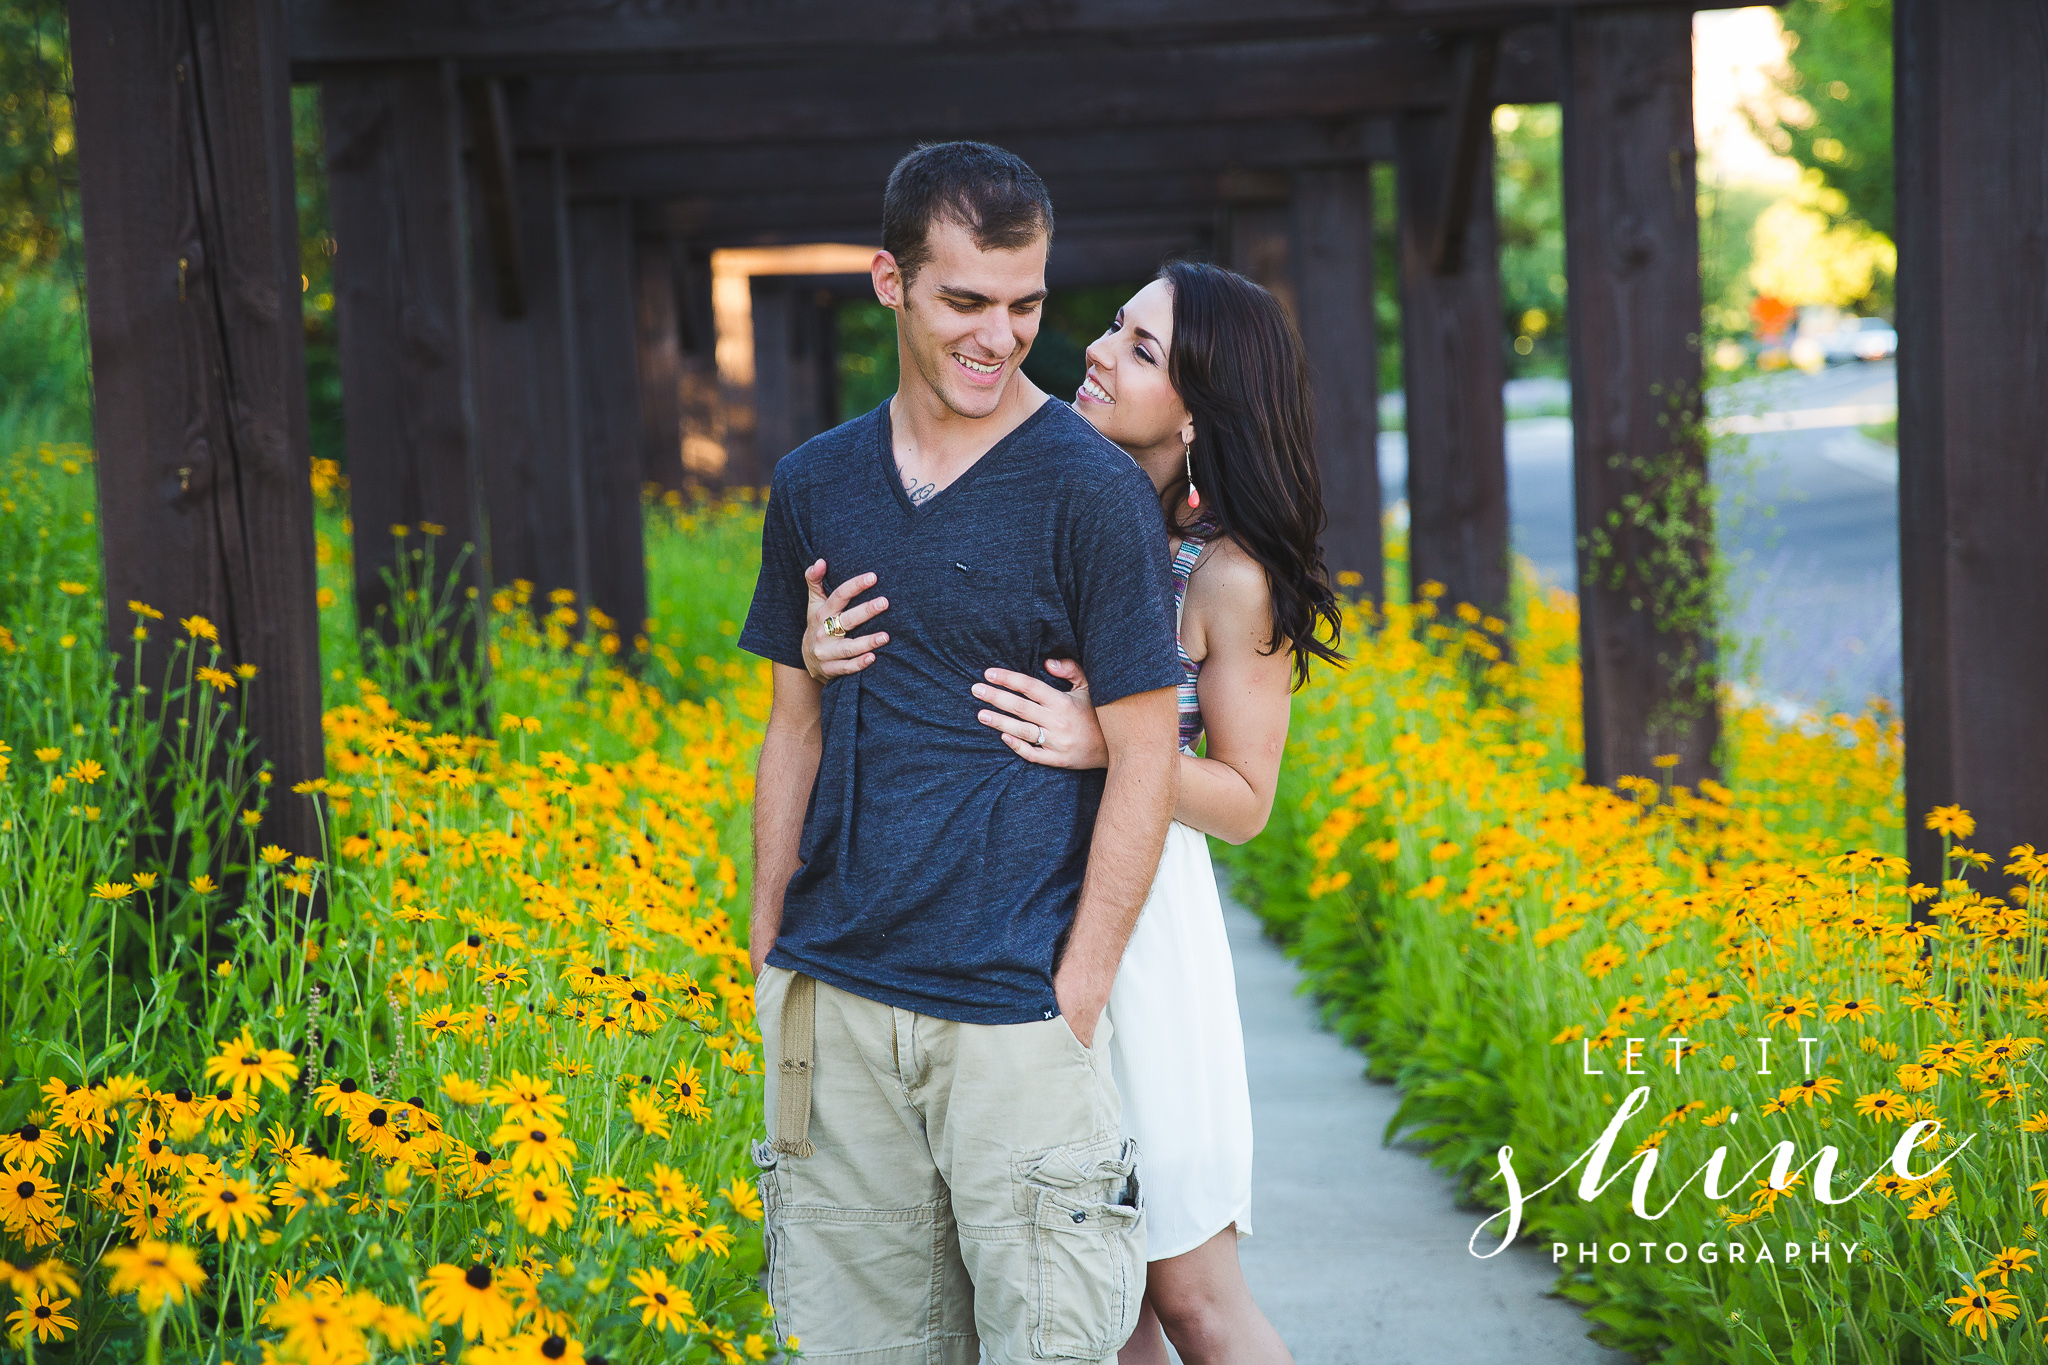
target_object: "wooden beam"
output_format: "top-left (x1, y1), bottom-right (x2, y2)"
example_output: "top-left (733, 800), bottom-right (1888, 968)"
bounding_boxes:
top-left (1228, 204), bottom-right (1299, 325)
top-left (1289, 167), bottom-right (1382, 600)
top-left (1894, 0), bottom-right (2048, 886)
top-left (323, 62), bottom-right (491, 698)
top-left (568, 199), bottom-right (650, 647)
top-left (509, 32), bottom-right (1560, 151)
top-left (472, 151), bottom-right (589, 609)
top-left (615, 168), bottom-right (1288, 243)
top-left (636, 241), bottom-right (686, 493)
top-left (566, 119), bottom-right (1398, 201)
top-left (1398, 110), bottom-right (1508, 622)
top-left (1431, 32), bottom-right (1500, 274)
top-left (71, 0), bottom-right (325, 862)
top-left (286, 0), bottom-right (1700, 67)
top-left (671, 245), bottom-right (728, 484)
top-left (462, 77), bottom-right (524, 318)
top-left (1560, 7), bottom-right (1717, 790)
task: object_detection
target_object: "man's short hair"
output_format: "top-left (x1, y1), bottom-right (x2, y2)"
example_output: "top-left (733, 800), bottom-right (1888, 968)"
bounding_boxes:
top-left (882, 141), bottom-right (1054, 288)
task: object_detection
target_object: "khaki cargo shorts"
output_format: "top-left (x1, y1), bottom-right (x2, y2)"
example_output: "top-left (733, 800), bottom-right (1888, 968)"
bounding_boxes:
top-left (752, 964), bottom-right (1146, 1365)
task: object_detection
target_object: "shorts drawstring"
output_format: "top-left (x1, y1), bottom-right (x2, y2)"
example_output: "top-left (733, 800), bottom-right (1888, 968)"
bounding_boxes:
top-left (772, 971), bottom-right (817, 1158)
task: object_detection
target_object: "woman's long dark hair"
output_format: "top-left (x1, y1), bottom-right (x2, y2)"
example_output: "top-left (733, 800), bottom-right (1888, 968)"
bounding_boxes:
top-left (1160, 259), bottom-right (1343, 688)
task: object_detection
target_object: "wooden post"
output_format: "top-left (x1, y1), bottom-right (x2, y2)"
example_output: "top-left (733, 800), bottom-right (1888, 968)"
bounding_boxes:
top-left (471, 151), bottom-right (589, 610)
top-left (1226, 204), bottom-right (1298, 325)
top-left (323, 62), bottom-right (490, 667)
top-left (636, 240), bottom-right (686, 493)
top-left (1560, 8), bottom-right (1717, 789)
top-left (568, 198), bottom-right (650, 650)
top-left (1289, 166), bottom-right (1382, 601)
top-left (70, 0), bottom-right (325, 859)
top-left (752, 280), bottom-right (842, 466)
top-left (674, 245), bottom-right (727, 486)
top-left (1895, 0), bottom-right (2048, 885)
top-left (1398, 104), bottom-right (1509, 623)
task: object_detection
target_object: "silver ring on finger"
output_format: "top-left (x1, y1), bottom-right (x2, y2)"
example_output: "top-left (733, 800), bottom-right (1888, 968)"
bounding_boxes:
top-left (824, 615), bottom-right (847, 638)
top-left (1035, 725), bottom-right (1046, 747)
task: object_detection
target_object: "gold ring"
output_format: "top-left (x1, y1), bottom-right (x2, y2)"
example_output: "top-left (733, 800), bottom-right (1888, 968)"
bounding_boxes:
top-left (824, 615), bottom-right (847, 638)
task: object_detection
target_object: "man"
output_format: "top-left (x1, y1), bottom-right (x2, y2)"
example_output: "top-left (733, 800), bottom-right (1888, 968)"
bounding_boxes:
top-left (738, 141), bottom-right (1182, 1365)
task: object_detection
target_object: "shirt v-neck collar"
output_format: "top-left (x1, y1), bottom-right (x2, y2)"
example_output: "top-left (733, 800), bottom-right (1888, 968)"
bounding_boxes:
top-left (879, 394), bottom-right (1056, 522)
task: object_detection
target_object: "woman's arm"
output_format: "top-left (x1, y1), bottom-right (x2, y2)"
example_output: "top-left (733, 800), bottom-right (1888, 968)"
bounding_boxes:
top-left (971, 539), bottom-right (1293, 844)
top-left (1168, 543), bottom-right (1293, 844)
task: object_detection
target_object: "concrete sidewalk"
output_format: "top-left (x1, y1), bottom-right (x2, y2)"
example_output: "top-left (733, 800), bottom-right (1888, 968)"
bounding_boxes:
top-left (1223, 893), bottom-right (1637, 1365)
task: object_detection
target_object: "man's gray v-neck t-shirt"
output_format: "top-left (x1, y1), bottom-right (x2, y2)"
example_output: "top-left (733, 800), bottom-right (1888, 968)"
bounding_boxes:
top-left (739, 396), bottom-right (1181, 1024)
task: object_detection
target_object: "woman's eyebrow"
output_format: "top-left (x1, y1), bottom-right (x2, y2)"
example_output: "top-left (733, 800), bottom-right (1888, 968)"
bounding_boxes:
top-left (1133, 326), bottom-right (1161, 345)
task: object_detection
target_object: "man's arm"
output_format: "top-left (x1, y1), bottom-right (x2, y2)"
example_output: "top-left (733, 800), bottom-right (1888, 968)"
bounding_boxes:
top-left (751, 662), bottom-right (825, 978)
top-left (1052, 685), bottom-right (1179, 1046)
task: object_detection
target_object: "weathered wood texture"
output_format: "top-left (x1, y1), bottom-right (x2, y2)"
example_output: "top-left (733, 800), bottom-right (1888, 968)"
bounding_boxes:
top-left (322, 63), bottom-right (490, 645)
top-left (751, 279), bottom-right (840, 466)
top-left (1398, 111), bottom-right (1508, 622)
top-left (568, 120), bottom-right (1397, 201)
top-left (635, 242), bottom-right (686, 492)
top-left (1894, 0), bottom-right (2048, 886)
top-left (463, 77), bottom-right (524, 318)
top-left (510, 34), bottom-right (1560, 150)
top-left (70, 0), bottom-right (326, 859)
top-left (1560, 7), bottom-right (1717, 789)
top-left (285, 0), bottom-right (1698, 65)
top-left (1227, 205), bottom-right (1297, 323)
top-left (569, 199), bottom-right (650, 644)
top-left (671, 245), bottom-right (728, 484)
top-left (1289, 167), bottom-right (1382, 600)
top-left (471, 152), bottom-right (588, 609)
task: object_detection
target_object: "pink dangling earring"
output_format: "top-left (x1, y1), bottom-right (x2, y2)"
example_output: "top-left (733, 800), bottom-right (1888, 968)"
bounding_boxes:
top-left (1184, 438), bottom-right (1200, 510)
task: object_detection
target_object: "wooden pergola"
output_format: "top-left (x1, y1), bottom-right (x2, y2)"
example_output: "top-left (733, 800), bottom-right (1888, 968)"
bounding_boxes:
top-left (64, 1), bottom-right (2046, 887)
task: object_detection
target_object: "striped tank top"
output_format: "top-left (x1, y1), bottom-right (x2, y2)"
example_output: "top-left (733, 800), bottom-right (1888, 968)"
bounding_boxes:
top-left (1171, 520), bottom-right (1217, 754)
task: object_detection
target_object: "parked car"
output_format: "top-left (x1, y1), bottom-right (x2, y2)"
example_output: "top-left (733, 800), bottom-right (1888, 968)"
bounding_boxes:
top-left (1818, 316), bottom-right (1898, 363)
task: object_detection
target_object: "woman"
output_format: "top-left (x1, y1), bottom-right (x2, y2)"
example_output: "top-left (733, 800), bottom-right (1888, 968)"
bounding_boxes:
top-left (797, 260), bottom-right (1341, 1364)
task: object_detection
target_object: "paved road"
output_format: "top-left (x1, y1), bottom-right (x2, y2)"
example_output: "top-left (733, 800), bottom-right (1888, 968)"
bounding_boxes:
top-left (1380, 361), bottom-right (1901, 710)
top-left (1225, 891), bottom-right (1635, 1365)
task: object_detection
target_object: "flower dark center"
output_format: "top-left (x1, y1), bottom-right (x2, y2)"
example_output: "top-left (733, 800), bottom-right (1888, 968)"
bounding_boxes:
top-left (220, 1189), bottom-right (239, 1204)
top-left (632, 991), bottom-right (648, 1003)
top-left (654, 1292), bottom-right (669, 1305)
top-left (474, 1151), bottom-right (493, 1166)
top-left (367, 1109), bottom-right (388, 1127)
top-left (17, 1124), bottom-right (39, 1143)
top-left (15, 1180), bottom-right (34, 1198)
top-left (409, 1096), bottom-right (426, 1109)
top-left (466, 934), bottom-right (482, 947)
top-left (173, 1088), bottom-right (192, 1103)
top-left (530, 1130), bottom-right (547, 1143)
top-left (338, 1079), bottom-right (359, 1094)
top-left (541, 1337), bottom-right (567, 1359)
top-left (33, 1306), bottom-right (49, 1319)
top-left (465, 1264), bottom-right (493, 1289)
top-left (147, 1140), bottom-right (164, 1155)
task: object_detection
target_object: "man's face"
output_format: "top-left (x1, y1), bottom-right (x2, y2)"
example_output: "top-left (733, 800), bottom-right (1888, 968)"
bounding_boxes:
top-left (881, 217), bottom-right (1048, 420)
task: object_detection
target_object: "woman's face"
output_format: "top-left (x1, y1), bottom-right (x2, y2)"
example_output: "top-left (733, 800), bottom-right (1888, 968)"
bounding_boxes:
top-left (1073, 279), bottom-right (1192, 455)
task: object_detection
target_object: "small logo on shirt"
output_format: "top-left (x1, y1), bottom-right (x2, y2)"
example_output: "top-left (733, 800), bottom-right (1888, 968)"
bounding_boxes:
top-left (1043, 1009), bottom-right (1055, 1019)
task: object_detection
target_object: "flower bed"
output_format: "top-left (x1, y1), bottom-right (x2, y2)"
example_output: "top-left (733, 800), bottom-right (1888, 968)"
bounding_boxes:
top-left (1222, 573), bottom-right (2048, 1364)
top-left (0, 445), bottom-right (780, 1362)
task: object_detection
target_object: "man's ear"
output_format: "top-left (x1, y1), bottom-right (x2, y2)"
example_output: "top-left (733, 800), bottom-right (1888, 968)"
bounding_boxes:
top-left (872, 250), bottom-right (904, 310)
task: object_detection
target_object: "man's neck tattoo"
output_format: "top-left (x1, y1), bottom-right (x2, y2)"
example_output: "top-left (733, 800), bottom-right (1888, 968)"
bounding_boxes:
top-left (903, 472), bottom-right (937, 506)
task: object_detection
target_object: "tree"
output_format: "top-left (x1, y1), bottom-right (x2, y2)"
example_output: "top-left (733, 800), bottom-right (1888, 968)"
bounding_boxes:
top-left (0, 0), bottom-right (76, 272)
top-left (1758, 0), bottom-right (1893, 238)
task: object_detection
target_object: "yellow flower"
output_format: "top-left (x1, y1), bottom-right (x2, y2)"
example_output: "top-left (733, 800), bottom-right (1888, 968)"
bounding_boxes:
top-left (203, 1028), bottom-right (300, 1095)
top-left (102, 1240), bottom-right (207, 1312)
top-left (183, 1173), bottom-right (271, 1241)
top-left (1925, 804), bottom-right (1975, 838)
top-left (491, 1121), bottom-right (578, 1178)
top-left (90, 881), bottom-right (134, 902)
top-left (7, 1290), bottom-right (75, 1343)
top-left (66, 759), bottom-right (103, 784)
top-left (1945, 1283), bottom-right (2018, 1338)
top-left (1978, 1247), bottom-right (2037, 1286)
top-left (260, 844), bottom-right (292, 865)
top-left (129, 600), bottom-right (163, 619)
top-left (195, 666), bottom-right (237, 692)
top-left (180, 615), bottom-right (219, 643)
top-left (419, 1262), bottom-right (518, 1342)
top-left (32, 748), bottom-right (59, 763)
top-left (1581, 944), bottom-right (1625, 979)
top-left (56, 581), bottom-right (87, 596)
top-left (1853, 1090), bottom-right (1908, 1122)
top-left (498, 1171), bottom-right (576, 1235)
top-left (191, 874), bottom-right (218, 895)
top-left (627, 1266), bottom-right (694, 1332)
top-left (720, 1176), bottom-right (764, 1221)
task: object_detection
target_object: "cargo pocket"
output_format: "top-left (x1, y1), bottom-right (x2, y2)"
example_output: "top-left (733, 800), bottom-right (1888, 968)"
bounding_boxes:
top-left (1020, 1135), bottom-right (1145, 1360)
top-left (750, 1139), bottom-right (786, 1314)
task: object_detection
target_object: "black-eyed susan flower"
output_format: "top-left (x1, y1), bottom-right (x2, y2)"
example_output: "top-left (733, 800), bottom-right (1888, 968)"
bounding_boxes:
top-left (646, 1164), bottom-right (704, 1218)
top-left (498, 1172), bottom-right (576, 1235)
top-left (90, 1164), bottom-right (142, 1213)
top-left (6, 1289), bottom-right (75, 1343)
top-left (103, 1240), bottom-right (206, 1312)
top-left (0, 1163), bottom-right (61, 1231)
top-left (183, 1173), bottom-right (271, 1242)
top-left (122, 1194), bottom-right (171, 1241)
top-left (665, 1219), bottom-right (733, 1262)
top-left (1980, 1247), bottom-right (2037, 1286)
top-left (664, 1064), bottom-right (709, 1121)
top-left (1854, 1090), bottom-right (1909, 1122)
top-left (1947, 1285), bottom-right (2018, 1339)
top-left (627, 1267), bottom-right (694, 1332)
top-left (312, 1076), bottom-right (375, 1121)
top-left (491, 1123), bottom-right (578, 1178)
top-left (626, 1092), bottom-right (671, 1140)
top-left (1909, 1186), bottom-right (1957, 1220)
top-left (419, 1262), bottom-right (518, 1342)
top-left (719, 1177), bottom-right (763, 1222)
top-left (484, 1073), bottom-right (567, 1128)
top-left (0, 1123), bottom-right (63, 1167)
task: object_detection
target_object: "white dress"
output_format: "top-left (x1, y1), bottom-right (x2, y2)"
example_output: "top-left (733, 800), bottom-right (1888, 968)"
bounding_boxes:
top-left (1102, 532), bottom-right (1255, 1261)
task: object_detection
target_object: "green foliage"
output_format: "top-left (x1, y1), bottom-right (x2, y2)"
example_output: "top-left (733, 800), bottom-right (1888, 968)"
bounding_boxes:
top-left (1496, 105), bottom-right (1567, 379)
top-left (292, 85), bottom-right (346, 469)
top-left (0, 265), bottom-right (90, 451)
top-left (1765, 0), bottom-right (1895, 239)
top-left (0, 0), bottom-right (73, 273)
